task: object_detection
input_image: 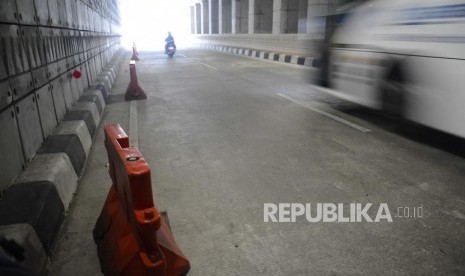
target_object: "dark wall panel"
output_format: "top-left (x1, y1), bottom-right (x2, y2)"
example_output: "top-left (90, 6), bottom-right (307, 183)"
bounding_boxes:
top-left (10, 72), bottom-right (34, 100)
top-left (34, 0), bottom-right (50, 26)
top-left (36, 84), bottom-right (58, 138)
top-left (0, 106), bottom-right (25, 190)
top-left (0, 0), bottom-right (19, 24)
top-left (1, 0), bottom-right (121, 188)
top-left (15, 0), bottom-right (37, 25)
top-left (16, 93), bottom-right (43, 162)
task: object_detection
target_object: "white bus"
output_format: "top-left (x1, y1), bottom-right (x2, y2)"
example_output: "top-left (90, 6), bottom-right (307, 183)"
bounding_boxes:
top-left (321, 0), bottom-right (465, 137)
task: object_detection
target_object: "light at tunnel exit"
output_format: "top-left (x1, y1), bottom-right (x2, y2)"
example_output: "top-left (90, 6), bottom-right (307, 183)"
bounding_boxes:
top-left (120, 0), bottom-right (193, 51)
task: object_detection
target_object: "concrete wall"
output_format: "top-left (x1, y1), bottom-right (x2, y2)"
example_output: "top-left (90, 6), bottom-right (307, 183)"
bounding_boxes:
top-left (232, 0), bottom-right (249, 34)
top-left (298, 0), bottom-right (308, 33)
top-left (255, 0), bottom-right (273, 33)
top-left (211, 0), bottom-right (219, 34)
top-left (284, 0), bottom-right (299, 33)
top-left (239, 0), bottom-right (249, 34)
top-left (191, 6), bottom-right (196, 34)
top-left (195, 3), bottom-right (201, 34)
top-left (0, 0), bottom-right (121, 190)
top-left (195, 33), bottom-right (316, 56)
top-left (192, 0), bottom-right (344, 57)
top-left (202, 0), bottom-right (210, 34)
top-left (221, 0), bottom-right (232, 34)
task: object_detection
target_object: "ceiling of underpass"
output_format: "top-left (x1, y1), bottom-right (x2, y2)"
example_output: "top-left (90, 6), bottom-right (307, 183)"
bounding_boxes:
top-left (120, 0), bottom-right (193, 50)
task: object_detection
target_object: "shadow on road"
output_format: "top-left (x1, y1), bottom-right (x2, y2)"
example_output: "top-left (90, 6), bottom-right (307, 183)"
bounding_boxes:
top-left (335, 104), bottom-right (465, 158)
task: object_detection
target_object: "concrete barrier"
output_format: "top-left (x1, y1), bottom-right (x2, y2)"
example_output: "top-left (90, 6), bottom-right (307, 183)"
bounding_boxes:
top-left (14, 153), bottom-right (78, 211)
top-left (99, 71), bottom-right (115, 86)
top-left (1, 0), bottom-right (122, 253)
top-left (93, 83), bottom-right (109, 104)
top-left (79, 94), bottom-right (104, 114)
top-left (37, 134), bottom-right (87, 176)
top-left (71, 102), bottom-right (101, 133)
top-left (64, 110), bottom-right (97, 138)
top-left (0, 181), bottom-right (64, 254)
top-left (200, 43), bottom-right (314, 67)
top-left (84, 89), bottom-right (107, 112)
top-left (53, 121), bottom-right (92, 157)
top-left (0, 47), bottom-right (125, 276)
top-left (0, 224), bottom-right (49, 276)
top-left (98, 74), bottom-right (113, 90)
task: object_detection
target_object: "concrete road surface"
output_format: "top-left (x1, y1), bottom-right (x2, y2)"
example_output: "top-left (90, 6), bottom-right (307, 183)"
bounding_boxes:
top-left (51, 48), bottom-right (465, 276)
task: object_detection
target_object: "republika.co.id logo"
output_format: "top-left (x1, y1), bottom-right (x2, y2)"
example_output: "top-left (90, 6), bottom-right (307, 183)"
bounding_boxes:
top-left (264, 203), bottom-right (423, 223)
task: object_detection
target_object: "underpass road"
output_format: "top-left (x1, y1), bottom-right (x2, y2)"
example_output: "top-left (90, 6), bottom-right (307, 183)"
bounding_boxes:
top-left (137, 49), bottom-right (465, 275)
top-left (52, 48), bottom-right (465, 276)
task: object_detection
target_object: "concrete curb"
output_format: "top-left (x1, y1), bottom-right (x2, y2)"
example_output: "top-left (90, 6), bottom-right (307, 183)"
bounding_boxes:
top-left (95, 74), bottom-right (113, 94)
top-left (200, 43), bottom-right (314, 67)
top-left (0, 181), bottom-right (64, 254)
top-left (13, 153), bottom-right (78, 211)
top-left (0, 49), bottom-right (126, 275)
top-left (53, 121), bottom-right (92, 157)
top-left (38, 134), bottom-right (87, 176)
top-left (0, 224), bottom-right (49, 276)
top-left (71, 102), bottom-right (101, 134)
top-left (90, 51), bottom-right (125, 104)
top-left (79, 94), bottom-right (104, 114)
top-left (84, 89), bottom-right (107, 112)
top-left (64, 110), bottom-right (98, 138)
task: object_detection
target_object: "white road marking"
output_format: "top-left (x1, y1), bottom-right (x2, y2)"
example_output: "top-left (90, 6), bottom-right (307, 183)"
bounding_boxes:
top-left (277, 93), bottom-right (372, 133)
top-left (309, 84), bottom-right (365, 104)
top-left (129, 100), bottom-right (139, 147)
top-left (200, 62), bottom-right (218, 70)
top-left (178, 54), bottom-right (201, 60)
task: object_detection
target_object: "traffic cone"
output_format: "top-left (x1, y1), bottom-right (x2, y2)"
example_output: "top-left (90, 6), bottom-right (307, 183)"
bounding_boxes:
top-left (125, 61), bottom-right (147, 101)
top-left (131, 42), bottom-right (139, 61)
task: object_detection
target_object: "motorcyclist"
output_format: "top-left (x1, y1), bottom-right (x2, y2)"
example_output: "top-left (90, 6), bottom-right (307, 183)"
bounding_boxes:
top-left (165, 32), bottom-right (176, 54)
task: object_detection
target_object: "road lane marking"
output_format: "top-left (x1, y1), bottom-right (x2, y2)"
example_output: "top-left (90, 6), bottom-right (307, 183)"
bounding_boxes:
top-left (277, 93), bottom-right (372, 133)
top-left (200, 62), bottom-right (218, 70)
top-left (129, 100), bottom-right (139, 147)
top-left (178, 54), bottom-right (201, 60)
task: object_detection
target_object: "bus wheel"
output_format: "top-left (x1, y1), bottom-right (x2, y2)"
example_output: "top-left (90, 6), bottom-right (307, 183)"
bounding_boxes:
top-left (380, 63), bottom-right (405, 117)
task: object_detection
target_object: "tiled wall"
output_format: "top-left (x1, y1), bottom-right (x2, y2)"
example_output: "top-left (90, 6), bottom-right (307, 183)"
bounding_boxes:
top-left (0, 0), bottom-right (121, 190)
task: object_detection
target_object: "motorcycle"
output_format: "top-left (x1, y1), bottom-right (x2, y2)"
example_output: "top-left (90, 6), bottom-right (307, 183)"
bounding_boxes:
top-left (166, 43), bottom-right (176, 58)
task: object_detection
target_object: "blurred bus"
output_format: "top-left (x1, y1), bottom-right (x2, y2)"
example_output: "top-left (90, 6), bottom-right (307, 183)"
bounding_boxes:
top-left (318, 0), bottom-right (465, 138)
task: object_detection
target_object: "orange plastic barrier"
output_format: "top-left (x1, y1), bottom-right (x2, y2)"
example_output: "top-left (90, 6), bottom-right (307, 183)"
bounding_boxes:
top-left (93, 123), bottom-right (190, 276)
